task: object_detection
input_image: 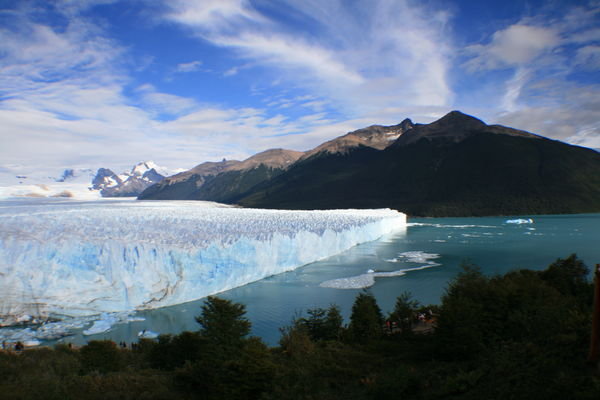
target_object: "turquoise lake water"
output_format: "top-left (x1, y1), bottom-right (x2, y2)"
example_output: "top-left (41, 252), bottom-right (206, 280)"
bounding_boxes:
top-left (53, 213), bottom-right (599, 347)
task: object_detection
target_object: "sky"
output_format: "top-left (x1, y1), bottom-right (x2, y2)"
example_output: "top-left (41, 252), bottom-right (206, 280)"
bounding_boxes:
top-left (1, 0), bottom-right (599, 174)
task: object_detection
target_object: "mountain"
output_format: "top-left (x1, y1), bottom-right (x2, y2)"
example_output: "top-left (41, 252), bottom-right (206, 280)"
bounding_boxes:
top-left (236, 111), bottom-right (600, 216)
top-left (91, 168), bottom-right (123, 190)
top-left (0, 162), bottom-right (181, 200)
top-left (137, 159), bottom-right (241, 200)
top-left (393, 111), bottom-right (539, 146)
top-left (138, 149), bottom-right (304, 202)
top-left (137, 122), bottom-right (414, 202)
top-left (94, 161), bottom-right (175, 197)
top-left (300, 119), bottom-right (414, 160)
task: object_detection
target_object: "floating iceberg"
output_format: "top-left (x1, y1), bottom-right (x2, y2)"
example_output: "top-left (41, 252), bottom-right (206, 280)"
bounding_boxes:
top-left (385, 251), bottom-right (441, 264)
top-left (505, 218), bottom-right (533, 224)
top-left (0, 199), bottom-right (406, 324)
top-left (138, 330), bottom-right (159, 339)
top-left (321, 251), bottom-right (441, 289)
top-left (83, 313), bottom-right (119, 336)
top-left (320, 265), bottom-right (439, 290)
top-left (320, 269), bottom-right (407, 289)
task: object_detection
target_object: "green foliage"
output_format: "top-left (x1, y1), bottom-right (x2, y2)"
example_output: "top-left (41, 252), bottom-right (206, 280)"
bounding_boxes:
top-left (324, 304), bottom-right (344, 340)
top-left (278, 322), bottom-right (315, 358)
top-left (192, 165), bottom-right (286, 203)
top-left (80, 340), bottom-right (123, 374)
top-left (147, 332), bottom-right (206, 370)
top-left (431, 255), bottom-right (599, 397)
top-left (348, 291), bottom-right (384, 343)
top-left (175, 337), bottom-right (275, 400)
top-left (292, 304), bottom-right (345, 342)
top-left (540, 253), bottom-right (591, 301)
top-left (195, 296), bottom-right (251, 349)
top-left (389, 291), bottom-right (420, 334)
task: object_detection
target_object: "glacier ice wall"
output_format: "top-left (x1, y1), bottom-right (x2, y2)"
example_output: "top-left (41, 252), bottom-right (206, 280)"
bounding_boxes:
top-left (0, 199), bottom-right (406, 324)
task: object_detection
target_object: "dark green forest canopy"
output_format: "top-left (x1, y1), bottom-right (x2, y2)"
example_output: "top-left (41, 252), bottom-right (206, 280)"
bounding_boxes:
top-left (1, 254), bottom-right (599, 399)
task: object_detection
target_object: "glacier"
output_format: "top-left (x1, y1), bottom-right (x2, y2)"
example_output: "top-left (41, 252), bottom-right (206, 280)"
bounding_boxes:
top-left (0, 199), bottom-right (406, 325)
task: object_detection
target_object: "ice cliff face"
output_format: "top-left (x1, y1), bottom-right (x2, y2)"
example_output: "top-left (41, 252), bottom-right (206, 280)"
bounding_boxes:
top-left (0, 199), bottom-right (406, 324)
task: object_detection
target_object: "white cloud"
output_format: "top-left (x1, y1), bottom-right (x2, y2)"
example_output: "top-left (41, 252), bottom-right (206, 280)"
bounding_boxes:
top-left (135, 84), bottom-right (198, 116)
top-left (461, 3), bottom-right (600, 149)
top-left (575, 45), bottom-right (600, 70)
top-left (494, 106), bottom-right (600, 149)
top-left (165, 0), bottom-right (265, 31)
top-left (175, 60), bottom-right (203, 73)
top-left (223, 66), bottom-right (239, 76)
top-left (501, 68), bottom-right (529, 112)
top-left (212, 32), bottom-right (364, 86)
top-left (54, 0), bottom-right (120, 16)
top-left (491, 80), bottom-right (600, 149)
top-left (302, 100), bottom-right (328, 112)
top-left (162, 0), bottom-right (453, 117)
top-left (0, 4), bottom-right (248, 171)
top-left (465, 25), bottom-right (560, 71)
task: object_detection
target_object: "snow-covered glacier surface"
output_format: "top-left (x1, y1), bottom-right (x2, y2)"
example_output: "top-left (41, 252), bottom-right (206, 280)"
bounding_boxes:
top-left (0, 199), bottom-right (406, 325)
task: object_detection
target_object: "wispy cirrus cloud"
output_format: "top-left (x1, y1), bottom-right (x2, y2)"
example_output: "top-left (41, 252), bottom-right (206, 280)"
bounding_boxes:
top-left (161, 0), bottom-right (454, 116)
top-left (174, 60), bottom-right (203, 73)
top-left (575, 45), bottom-right (600, 70)
top-left (461, 2), bottom-right (600, 147)
top-left (0, 2), bottom-right (334, 172)
top-left (165, 0), bottom-right (265, 31)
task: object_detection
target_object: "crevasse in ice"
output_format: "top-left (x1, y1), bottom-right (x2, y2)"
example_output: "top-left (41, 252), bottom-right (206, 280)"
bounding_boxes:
top-left (0, 199), bottom-right (406, 324)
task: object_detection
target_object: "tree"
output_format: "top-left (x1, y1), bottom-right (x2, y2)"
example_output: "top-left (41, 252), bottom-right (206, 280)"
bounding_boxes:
top-left (195, 296), bottom-right (251, 349)
top-left (324, 304), bottom-right (344, 341)
top-left (148, 331), bottom-right (206, 370)
top-left (540, 254), bottom-right (590, 300)
top-left (390, 291), bottom-right (420, 334)
top-left (297, 304), bottom-right (344, 342)
top-left (304, 307), bottom-right (327, 341)
top-left (348, 291), bottom-right (383, 343)
top-left (79, 340), bottom-right (122, 374)
top-left (278, 322), bottom-right (315, 357)
top-left (175, 337), bottom-right (275, 400)
top-left (435, 264), bottom-right (489, 359)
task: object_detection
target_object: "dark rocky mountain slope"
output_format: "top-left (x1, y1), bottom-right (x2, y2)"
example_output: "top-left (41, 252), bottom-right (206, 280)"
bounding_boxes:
top-left (138, 149), bottom-right (303, 202)
top-left (300, 119), bottom-right (414, 160)
top-left (137, 159), bottom-right (240, 200)
top-left (237, 111), bottom-right (600, 216)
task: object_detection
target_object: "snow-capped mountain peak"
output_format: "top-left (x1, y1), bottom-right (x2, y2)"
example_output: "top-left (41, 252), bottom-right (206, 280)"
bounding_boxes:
top-left (130, 161), bottom-right (181, 178)
top-left (130, 161), bottom-right (159, 177)
top-left (94, 161), bottom-right (182, 197)
top-left (0, 161), bottom-right (182, 200)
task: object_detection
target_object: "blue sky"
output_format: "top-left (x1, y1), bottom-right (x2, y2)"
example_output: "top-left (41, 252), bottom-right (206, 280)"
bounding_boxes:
top-left (1, 0), bottom-right (599, 173)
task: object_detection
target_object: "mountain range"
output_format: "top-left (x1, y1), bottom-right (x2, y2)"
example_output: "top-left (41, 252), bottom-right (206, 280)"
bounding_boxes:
top-left (139, 111), bottom-right (600, 217)
top-left (0, 161), bottom-right (181, 199)
top-left (138, 121), bottom-right (414, 203)
top-left (92, 161), bottom-right (176, 197)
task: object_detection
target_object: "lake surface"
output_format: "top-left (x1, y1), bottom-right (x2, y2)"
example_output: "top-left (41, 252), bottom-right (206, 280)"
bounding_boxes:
top-left (45, 213), bottom-right (599, 347)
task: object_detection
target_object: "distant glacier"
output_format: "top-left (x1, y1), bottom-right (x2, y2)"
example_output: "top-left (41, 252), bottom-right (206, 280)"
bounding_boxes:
top-left (0, 199), bottom-right (406, 325)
